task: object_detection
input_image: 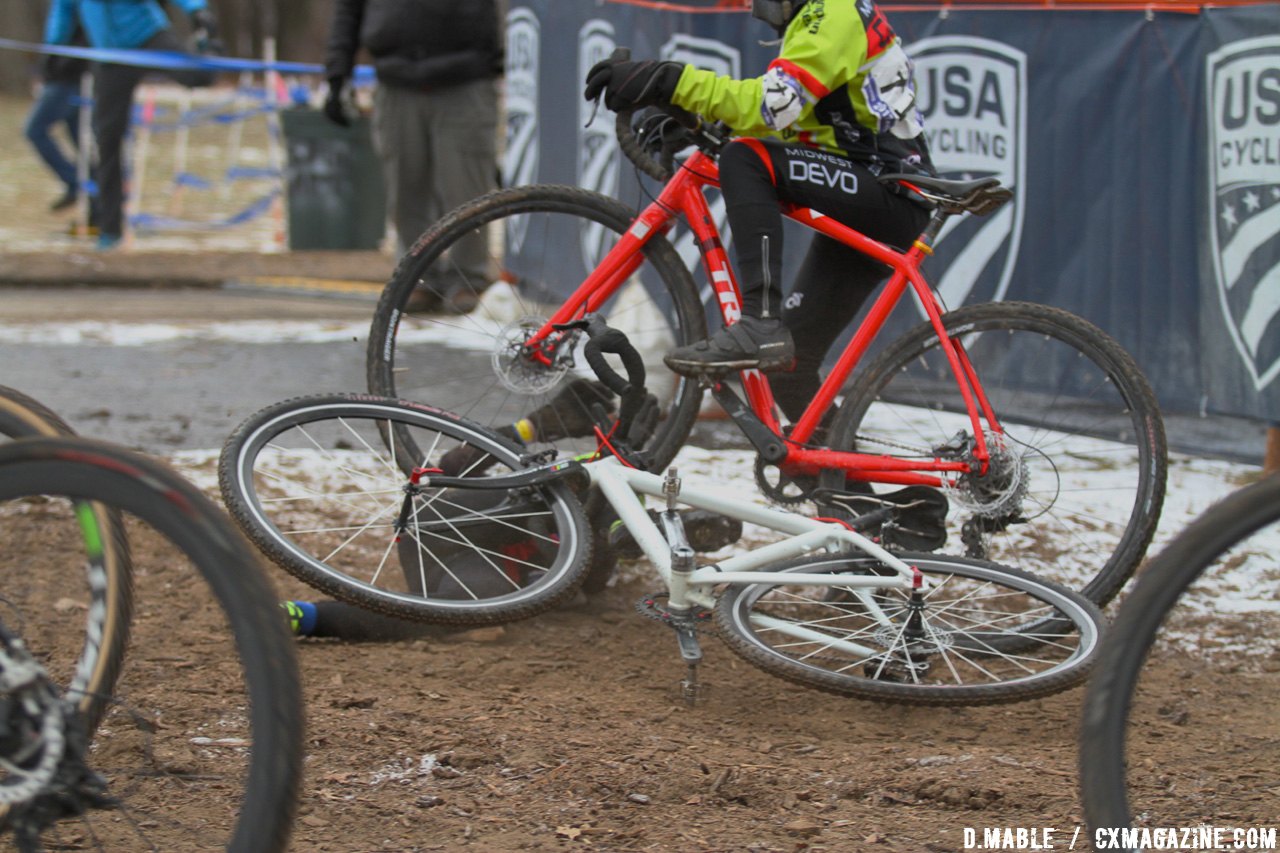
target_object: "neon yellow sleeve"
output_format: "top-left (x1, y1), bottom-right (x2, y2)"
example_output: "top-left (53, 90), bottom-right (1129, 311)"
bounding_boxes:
top-left (669, 2), bottom-right (869, 136)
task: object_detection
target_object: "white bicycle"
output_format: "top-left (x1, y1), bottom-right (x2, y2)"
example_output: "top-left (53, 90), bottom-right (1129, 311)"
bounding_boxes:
top-left (219, 318), bottom-right (1104, 706)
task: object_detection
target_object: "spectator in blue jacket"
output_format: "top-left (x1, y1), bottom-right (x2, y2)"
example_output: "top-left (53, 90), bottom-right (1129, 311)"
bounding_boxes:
top-left (44, 0), bottom-right (219, 250)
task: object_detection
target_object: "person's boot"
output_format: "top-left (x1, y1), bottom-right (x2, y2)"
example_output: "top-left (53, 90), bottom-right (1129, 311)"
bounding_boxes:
top-left (664, 315), bottom-right (794, 376)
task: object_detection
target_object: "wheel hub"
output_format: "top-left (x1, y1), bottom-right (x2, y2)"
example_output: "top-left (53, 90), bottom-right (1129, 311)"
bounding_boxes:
top-left (491, 316), bottom-right (575, 395)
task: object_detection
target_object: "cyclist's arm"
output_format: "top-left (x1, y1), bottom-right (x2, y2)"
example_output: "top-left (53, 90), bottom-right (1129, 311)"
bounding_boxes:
top-left (669, 4), bottom-right (866, 136)
top-left (44, 0), bottom-right (79, 45)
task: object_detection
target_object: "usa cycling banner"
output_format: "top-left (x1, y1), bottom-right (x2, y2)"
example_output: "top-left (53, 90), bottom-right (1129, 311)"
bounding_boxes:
top-left (505, 0), bottom-right (1280, 422)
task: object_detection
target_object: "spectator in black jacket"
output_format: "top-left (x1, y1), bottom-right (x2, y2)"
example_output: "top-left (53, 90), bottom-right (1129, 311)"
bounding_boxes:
top-left (324, 0), bottom-right (502, 313)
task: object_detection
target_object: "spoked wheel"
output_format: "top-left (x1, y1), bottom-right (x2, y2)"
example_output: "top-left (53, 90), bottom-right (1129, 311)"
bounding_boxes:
top-left (219, 394), bottom-right (592, 625)
top-left (1080, 475), bottom-right (1280, 837)
top-left (820, 301), bottom-right (1167, 608)
top-left (366, 184), bottom-right (706, 473)
top-left (0, 386), bottom-right (132, 736)
top-left (0, 438), bottom-right (301, 852)
top-left (715, 552), bottom-right (1104, 705)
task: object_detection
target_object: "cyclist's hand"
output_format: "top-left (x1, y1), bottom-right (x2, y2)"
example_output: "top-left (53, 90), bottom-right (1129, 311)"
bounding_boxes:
top-left (583, 58), bottom-right (683, 112)
top-left (323, 76), bottom-right (351, 127)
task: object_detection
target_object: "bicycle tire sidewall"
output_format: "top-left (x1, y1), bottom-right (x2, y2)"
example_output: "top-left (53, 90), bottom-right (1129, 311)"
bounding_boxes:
top-left (219, 393), bottom-right (593, 625)
top-left (0, 438), bottom-right (302, 853)
top-left (822, 300), bottom-right (1167, 607)
top-left (1078, 475), bottom-right (1280, 838)
top-left (0, 387), bottom-right (134, 735)
top-left (365, 184), bottom-right (706, 473)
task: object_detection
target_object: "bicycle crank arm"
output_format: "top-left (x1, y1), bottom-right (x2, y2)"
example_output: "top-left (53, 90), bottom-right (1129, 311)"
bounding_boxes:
top-left (710, 382), bottom-right (787, 463)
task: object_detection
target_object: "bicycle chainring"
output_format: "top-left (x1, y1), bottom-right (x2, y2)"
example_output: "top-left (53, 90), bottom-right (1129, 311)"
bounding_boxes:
top-left (754, 456), bottom-right (819, 505)
top-left (635, 592), bottom-right (714, 633)
top-left (491, 315), bottom-right (575, 395)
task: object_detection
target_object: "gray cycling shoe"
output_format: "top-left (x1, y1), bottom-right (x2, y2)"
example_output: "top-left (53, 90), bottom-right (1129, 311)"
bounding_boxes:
top-left (664, 316), bottom-right (795, 376)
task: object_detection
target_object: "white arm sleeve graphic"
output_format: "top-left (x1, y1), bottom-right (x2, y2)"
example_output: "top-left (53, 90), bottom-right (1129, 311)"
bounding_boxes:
top-left (760, 66), bottom-right (808, 131)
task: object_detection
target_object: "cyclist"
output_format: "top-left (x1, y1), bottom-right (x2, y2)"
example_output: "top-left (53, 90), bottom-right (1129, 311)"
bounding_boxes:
top-left (584, 0), bottom-right (935, 423)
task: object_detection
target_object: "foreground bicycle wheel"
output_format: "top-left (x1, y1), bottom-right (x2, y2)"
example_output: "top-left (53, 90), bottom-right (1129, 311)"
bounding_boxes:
top-left (715, 552), bottom-right (1103, 705)
top-left (219, 394), bottom-right (591, 625)
top-left (822, 301), bottom-right (1166, 608)
top-left (0, 437), bottom-right (301, 851)
top-left (0, 386), bottom-right (132, 736)
top-left (366, 184), bottom-right (705, 473)
top-left (1079, 476), bottom-right (1280, 837)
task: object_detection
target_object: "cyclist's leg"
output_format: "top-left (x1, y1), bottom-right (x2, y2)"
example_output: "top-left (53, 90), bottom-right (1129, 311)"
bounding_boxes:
top-left (774, 234), bottom-right (880, 423)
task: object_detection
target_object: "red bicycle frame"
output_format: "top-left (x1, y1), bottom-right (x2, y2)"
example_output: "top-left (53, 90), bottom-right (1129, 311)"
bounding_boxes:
top-left (528, 148), bottom-right (1003, 487)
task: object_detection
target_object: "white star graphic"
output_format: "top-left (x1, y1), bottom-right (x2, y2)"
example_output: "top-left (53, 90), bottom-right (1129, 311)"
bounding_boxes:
top-left (1221, 203), bottom-right (1238, 229)
top-left (1243, 190), bottom-right (1261, 213)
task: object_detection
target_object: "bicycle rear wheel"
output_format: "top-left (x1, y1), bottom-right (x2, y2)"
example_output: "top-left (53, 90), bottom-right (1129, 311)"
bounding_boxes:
top-left (219, 394), bottom-right (592, 625)
top-left (366, 184), bottom-right (706, 473)
top-left (0, 386), bottom-right (132, 736)
top-left (821, 301), bottom-right (1166, 607)
top-left (0, 437), bottom-right (301, 851)
top-left (715, 552), bottom-right (1103, 705)
top-left (1079, 475), bottom-right (1280, 837)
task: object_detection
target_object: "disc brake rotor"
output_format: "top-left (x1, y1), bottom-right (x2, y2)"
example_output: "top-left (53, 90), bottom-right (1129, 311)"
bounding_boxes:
top-left (491, 315), bottom-right (575, 395)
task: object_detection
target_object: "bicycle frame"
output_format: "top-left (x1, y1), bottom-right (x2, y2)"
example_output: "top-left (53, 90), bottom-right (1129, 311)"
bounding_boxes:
top-left (525, 148), bottom-right (1003, 488)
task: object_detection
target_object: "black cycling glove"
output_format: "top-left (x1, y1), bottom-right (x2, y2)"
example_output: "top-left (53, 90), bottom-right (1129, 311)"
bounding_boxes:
top-left (323, 76), bottom-right (351, 127)
top-left (583, 58), bottom-right (684, 112)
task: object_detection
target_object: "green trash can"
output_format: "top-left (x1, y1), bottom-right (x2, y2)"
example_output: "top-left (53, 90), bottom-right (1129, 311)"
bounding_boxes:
top-left (280, 108), bottom-right (386, 250)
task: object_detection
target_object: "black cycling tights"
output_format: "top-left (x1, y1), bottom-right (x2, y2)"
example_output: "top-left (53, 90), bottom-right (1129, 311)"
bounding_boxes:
top-left (717, 138), bottom-right (929, 421)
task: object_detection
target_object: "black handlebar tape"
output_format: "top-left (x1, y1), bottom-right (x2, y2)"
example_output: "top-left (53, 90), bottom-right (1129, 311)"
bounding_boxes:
top-left (581, 326), bottom-right (646, 399)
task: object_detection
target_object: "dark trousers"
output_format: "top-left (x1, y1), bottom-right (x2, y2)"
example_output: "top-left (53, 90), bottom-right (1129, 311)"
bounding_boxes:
top-left (717, 138), bottom-right (930, 420)
top-left (92, 30), bottom-right (213, 239)
top-left (24, 80), bottom-right (84, 193)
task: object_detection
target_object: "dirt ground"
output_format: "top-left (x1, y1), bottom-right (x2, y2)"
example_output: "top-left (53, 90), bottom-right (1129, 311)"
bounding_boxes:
top-left (78, 512), bottom-right (1278, 853)
top-left (1, 93), bottom-right (1276, 852)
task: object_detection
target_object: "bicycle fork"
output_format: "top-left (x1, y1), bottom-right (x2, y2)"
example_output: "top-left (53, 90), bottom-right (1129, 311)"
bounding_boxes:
top-left (658, 468), bottom-right (709, 707)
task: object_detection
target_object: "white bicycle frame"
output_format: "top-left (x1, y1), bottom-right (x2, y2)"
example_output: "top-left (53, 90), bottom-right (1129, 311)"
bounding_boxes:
top-left (586, 456), bottom-right (927, 659)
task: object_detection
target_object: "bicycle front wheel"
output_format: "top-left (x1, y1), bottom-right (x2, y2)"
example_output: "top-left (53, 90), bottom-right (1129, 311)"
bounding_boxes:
top-left (0, 437), bottom-right (301, 851)
top-left (219, 394), bottom-right (592, 625)
top-left (367, 184), bottom-right (706, 472)
top-left (1079, 475), bottom-right (1280, 836)
top-left (715, 552), bottom-right (1103, 705)
top-left (0, 385), bottom-right (132, 736)
top-left (821, 301), bottom-right (1166, 607)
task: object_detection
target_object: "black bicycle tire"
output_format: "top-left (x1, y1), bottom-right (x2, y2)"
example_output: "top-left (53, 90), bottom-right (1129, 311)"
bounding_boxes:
top-left (0, 386), bottom-right (133, 736)
top-left (821, 301), bottom-right (1167, 608)
top-left (219, 394), bottom-right (593, 625)
top-left (366, 183), bottom-right (706, 474)
top-left (715, 551), bottom-right (1104, 705)
top-left (1078, 475), bottom-right (1280, 840)
top-left (0, 437), bottom-right (302, 853)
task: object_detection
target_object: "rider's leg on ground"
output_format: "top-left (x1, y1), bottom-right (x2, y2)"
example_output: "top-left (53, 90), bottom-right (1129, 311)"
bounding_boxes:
top-left (284, 600), bottom-right (465, 642)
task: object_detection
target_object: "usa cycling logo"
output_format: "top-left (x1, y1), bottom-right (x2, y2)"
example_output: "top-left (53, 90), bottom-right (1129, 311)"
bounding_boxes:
top-left (1207, 36), bottom-right (1280, 390)
top-left (503, 7), bottom-right (539, 252)
top-left (578, 20), bottom-right (620, 271)
top-left (907, 37), bottom-right (1027, 311)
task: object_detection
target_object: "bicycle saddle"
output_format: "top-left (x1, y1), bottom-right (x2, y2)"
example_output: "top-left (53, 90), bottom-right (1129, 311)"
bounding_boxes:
top-left (878, 173), bottom-right (1012, 216)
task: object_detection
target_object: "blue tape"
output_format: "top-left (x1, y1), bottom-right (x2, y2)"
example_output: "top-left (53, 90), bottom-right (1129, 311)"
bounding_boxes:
top-left (0, 38), bottom-right (375, 84)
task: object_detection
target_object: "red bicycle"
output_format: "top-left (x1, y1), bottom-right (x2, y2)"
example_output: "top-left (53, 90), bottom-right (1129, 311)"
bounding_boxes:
top-left (367, 108), bottom-right (1167, 607)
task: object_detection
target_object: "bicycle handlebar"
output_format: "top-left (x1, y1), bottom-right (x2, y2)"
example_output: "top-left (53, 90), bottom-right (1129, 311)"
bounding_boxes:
top-left (552, 316), bottom-right (652, 457)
